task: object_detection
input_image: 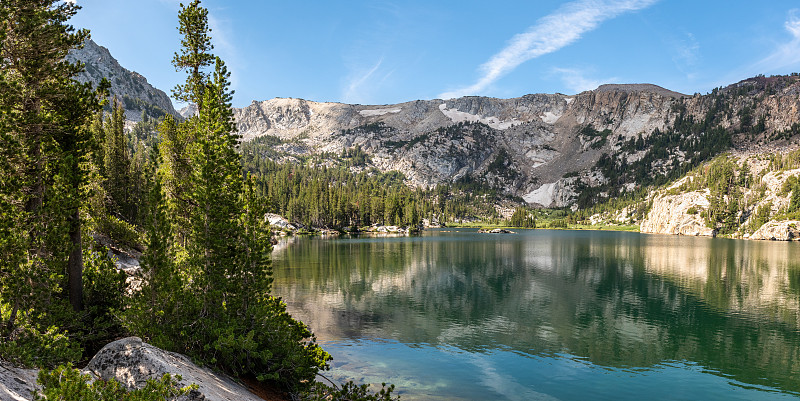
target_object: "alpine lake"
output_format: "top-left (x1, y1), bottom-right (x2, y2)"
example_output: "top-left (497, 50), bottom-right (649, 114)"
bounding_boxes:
top-left (272, 229), bottom-right (800, 400)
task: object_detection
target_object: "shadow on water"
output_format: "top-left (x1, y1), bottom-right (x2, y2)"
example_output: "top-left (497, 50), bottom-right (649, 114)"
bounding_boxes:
top-left (272, 229), bottom-right (800, 397)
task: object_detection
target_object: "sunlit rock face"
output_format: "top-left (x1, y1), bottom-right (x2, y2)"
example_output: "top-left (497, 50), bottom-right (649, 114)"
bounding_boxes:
top-left (640, 190), bottom-right (715, 236)
top-left (67, 39), bottom-right (179, 121)
top-left (750, 220), bottom-right (800, 241)
top-left (234, 77), bottom-right (800, 208)
top-left (233, 85), bottom-right (688, 205)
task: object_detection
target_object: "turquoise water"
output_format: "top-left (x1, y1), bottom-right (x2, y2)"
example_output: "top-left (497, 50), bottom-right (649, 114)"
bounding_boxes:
top-left (272, 229), bottom-right (800, 400)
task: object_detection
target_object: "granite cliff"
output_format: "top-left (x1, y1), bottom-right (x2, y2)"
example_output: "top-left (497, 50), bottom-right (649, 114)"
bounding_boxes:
top-left (67, 39), bottom-right (178, 121)
top-left (233, 76), bottom-right (800, 209)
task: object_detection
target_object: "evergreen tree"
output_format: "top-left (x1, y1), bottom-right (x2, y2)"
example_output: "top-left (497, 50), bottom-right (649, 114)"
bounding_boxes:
top-left (0, 0), bottom-right (104, 364)
top-left (171, 0), bottom-right (214, 109)
top-left (125, 2), bottom-right (331, 389)
top-left (187, 56), bottom-right (243, 323)
top-left (124, 149), bottom-right (182, 348)
top-left (157, 115), bottom-right (192, 247)
top-left (103, 98), bottom-right (131, 220)
top-left (789, 182), bottom-right (800, 215)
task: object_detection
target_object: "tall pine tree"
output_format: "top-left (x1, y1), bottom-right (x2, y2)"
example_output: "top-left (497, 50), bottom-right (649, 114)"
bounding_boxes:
top-left (124, 1), bottom-right (331, 389)
top-left (1, 0), bottom-right (104, 364)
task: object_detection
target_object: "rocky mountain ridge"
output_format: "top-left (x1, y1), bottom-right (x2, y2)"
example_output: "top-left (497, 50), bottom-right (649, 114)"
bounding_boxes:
top-left (67, 39), bottom-right (179, 121)
top-left (234, 75), bottom-right (800, 208)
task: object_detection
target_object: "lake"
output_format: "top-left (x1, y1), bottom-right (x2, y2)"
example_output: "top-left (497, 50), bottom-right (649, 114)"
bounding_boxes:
top-left (271, 229), bottom-right (800, 400)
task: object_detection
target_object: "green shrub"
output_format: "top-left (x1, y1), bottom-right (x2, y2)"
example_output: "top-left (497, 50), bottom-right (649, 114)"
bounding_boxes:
top-left (34, 363), bottom-right (194, 401)
top-left (97, 215), bottom-right (141, 250)
top-left (0, 324), bottom-right (81, 368)
top-left (301, 381), bottom-right (399, 401)
top-left (80, 249), bottom-right (128, 356)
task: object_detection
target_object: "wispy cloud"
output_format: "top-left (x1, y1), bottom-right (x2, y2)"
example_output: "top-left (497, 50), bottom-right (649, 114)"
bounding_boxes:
top-left (207, 14), bottom-right (242, 92)
top-left (550, 67), bottom-right (616, 93)
top-left (712, 9), bottom-right (800, 89)
top-left (342, 57), bottom-right (395, 104)
top-left (671, 32), bottom-right (700, 80)
top-left (751, 9), bottom-right (800, 73)
top-left (438, 0), bottom-right (658, 99)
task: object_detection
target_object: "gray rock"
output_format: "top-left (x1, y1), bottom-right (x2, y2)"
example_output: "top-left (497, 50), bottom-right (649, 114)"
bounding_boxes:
top-left (0, 362), bottom-right (39, 401)
top-left (67, 39), bottom-right (178, 121)
top-left (640, 190), bottom-right (716, 237)
top-left (84, 337), bottom-right (263, 401)
top-left (750, 220), bottom-right (800, 241)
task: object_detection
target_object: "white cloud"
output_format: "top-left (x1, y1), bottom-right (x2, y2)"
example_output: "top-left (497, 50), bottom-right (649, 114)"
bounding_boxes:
top-left (786, 9), bottom-right (800, 38)
top-left (550, 67), bottom-right (616, 93)
top-left (438, 0), bottom-right (658, 99)
top-left (342, 57), bottom-right (395, 104)
top-left (207, 14), bottom-right (242, 92)
top-left (670, 32), bottom-right (700, 81)
top-left (714, 9), bottom-right (800, 89)
top-left (752, 9), bottom-right (800, 72)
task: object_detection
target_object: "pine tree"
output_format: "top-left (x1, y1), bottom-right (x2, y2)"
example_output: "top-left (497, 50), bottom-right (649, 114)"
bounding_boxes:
top-left (103, 98), bottom-right (131, 220)
top-left (171, 0), bottom-right (214, 109)
top-left (124, 149), bottom-right (182, 347)
top-left (0, 0), bottom-right (104, 363)
top-left (157, 115), bottom-right (192, 248)
top-left (188, 56), bottom-right (243, 322)
top-left (789, 182), bottom-right (800, 215)
top-left (124, 2), bottom-right (331, 388)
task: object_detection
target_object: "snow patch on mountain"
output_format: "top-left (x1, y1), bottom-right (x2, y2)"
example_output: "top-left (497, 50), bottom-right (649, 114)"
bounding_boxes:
top-left (438, 103), bottom-right (521, 130)
top-left (360, 108), bottom-right (402, 117)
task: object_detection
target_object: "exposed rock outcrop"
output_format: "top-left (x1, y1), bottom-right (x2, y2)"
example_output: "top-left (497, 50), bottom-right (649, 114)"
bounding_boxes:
top-left (640, 190), bottom-right (716, 237)
top-left (0, 338), bottom-right (266, 401)
top-left (85, 337), bottom-right (263, 401)
top-left (749, 220), bottom-right (800, 241)
top-left (0, 362), bottom-right (39, 401)
top-left (232, 76), bottom-right (800, 208)
top-left (67, 39), bottom-right (178, 121)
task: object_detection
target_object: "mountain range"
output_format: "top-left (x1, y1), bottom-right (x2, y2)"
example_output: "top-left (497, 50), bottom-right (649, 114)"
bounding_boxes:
top-left (72, 40), bottom-right (800, 222)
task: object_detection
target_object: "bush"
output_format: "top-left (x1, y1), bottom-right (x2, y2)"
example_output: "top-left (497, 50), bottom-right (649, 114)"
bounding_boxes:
top-left (0, 324), bottom-right (81, 368)
top-left (34, 363), bottom-right (194, 401)
top-left (301, 381), bottom-right (399, 401)
top-left (97, 215), bottom-right (141, 250)
top-left (80, 249), bottom-right (128, 356)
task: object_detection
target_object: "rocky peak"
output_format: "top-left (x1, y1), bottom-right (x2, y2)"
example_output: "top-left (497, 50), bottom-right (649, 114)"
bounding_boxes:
top-left (594, 83), bottom-right (687, 98)
top-left (234, 75), bottom-right (800, 209)
top-left (67, 39), bottom-right (178, 121)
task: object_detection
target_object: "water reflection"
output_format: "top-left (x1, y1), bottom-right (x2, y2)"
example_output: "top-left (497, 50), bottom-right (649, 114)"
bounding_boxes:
top-left (272, 230), bottom-right (800, 396)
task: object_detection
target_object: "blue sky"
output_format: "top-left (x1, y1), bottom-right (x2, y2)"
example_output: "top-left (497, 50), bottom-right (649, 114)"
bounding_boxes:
top-left (69, 0), bottom-right (800, 108)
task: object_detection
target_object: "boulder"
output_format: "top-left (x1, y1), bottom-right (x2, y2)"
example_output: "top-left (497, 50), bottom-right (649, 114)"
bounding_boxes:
top-left (0, 362), bottom-right (39, 401)
top-left (750, 220), bottom-right (800, 241)
top-left (640, 190), bottom-right (716, 237)
top-left (84, 337), bottom-right (263, 401)
top-left (265, 213), bottom-right (296, 230)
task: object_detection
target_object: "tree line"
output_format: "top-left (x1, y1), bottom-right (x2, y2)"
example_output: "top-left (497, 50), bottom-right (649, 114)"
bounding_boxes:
top-left (241, 137), bottom-right (514, 229)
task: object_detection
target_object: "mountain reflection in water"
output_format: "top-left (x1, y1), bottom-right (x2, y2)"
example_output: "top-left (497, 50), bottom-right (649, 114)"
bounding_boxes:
top-left (272, 229), bottom-right (800, 400)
